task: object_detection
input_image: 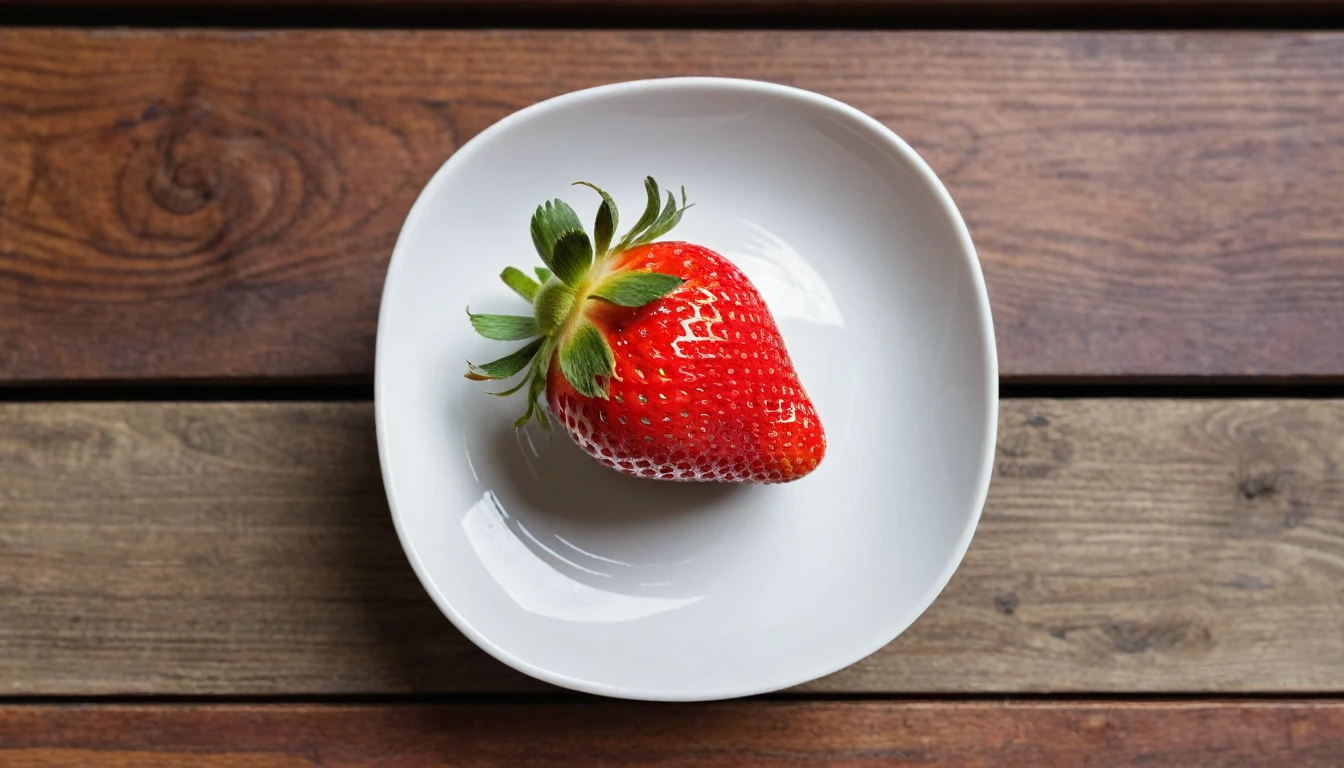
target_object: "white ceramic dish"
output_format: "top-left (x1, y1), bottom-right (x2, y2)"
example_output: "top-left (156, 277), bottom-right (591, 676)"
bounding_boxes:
top-left (376, 78), bottom-right (997, 701)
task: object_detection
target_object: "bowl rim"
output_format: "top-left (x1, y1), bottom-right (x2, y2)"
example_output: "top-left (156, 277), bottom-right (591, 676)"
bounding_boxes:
top-left (375, 76), bottom-right (999, 701)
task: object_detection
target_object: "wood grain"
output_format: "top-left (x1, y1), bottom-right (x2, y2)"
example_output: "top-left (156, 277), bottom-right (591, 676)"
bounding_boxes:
top-left (1, 702), bottom-right (1342, 767)
top-left (2, 31), bottom-right (1344, 381)
top-left (6, 0), bottom-right (1344, 11)
top-left (2, 400), bottom-right (1342, 694)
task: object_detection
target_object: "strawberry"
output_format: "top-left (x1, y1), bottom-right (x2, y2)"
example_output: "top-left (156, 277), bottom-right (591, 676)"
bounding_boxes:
top-left (466, 177), bottom-right (825, 484)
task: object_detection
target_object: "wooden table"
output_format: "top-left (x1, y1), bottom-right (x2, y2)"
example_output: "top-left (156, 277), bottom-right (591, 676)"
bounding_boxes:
top-left (2, 17), bottom-right (1344, 767)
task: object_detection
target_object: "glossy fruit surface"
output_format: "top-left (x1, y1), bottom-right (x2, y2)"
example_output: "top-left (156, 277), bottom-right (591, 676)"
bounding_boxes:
top-left (546, 241), bottom-right (825, 483)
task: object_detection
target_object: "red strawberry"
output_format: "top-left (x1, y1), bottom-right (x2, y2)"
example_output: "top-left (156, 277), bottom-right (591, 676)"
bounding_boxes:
top-left (466, 178), bottom-right (825, 484)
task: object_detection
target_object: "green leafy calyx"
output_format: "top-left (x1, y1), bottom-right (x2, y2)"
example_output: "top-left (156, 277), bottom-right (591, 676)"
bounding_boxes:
top-left (589, 271), bottom-right (684, 307)
top-left (500, 267), bottom-right (539, 301)
top-left (466, 177), bottom-right (692, 427)
top-left (467, 310), bottom-right (539, 341)
top-left (533, 279), bottom-right (575, 335)
top-left (559, 320), bottom-right (616, 400)
top-left (574, 181), bottom-right (618, 257)
top-left (465, 337), bottom-right (544, 381)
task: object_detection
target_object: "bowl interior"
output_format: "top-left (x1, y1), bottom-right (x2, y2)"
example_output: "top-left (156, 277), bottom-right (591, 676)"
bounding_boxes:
top-left (376, 79), bottom-right (996, 700)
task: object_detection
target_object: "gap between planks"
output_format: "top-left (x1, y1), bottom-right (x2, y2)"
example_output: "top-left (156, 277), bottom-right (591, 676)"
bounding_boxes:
top-left (4, 379), bottom-right (1344, 403)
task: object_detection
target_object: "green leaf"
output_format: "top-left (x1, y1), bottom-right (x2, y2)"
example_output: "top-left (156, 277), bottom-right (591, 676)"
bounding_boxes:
top-left (468, 311), bottom-right (540, 341)
top-left (558, 320), bottom-right (615, 400)
top-left (631, 187), bottom-right (693, 246)
top-left (535, 267), bottom-right (552, 283)
top-left (530, 199), bottom-right (584, 269)
top-left (549, 229), bottom-right (593, 286)
top-left (589, 271), bottom-right (684, 307)
top-left (616, 177), bottom-right (660, 250)
top-left (654, 190), bottom-right (676, 226)
top-left (640, 187), bottom-right (693, 243)
top-left (489, 370), bottom-right (534, 397)
top-left (515, 377), bottom-right (538, 427)
top-left (515, 366), bottom-right (552, 429)
top-left (467, 337), bottom-right (544, 381)
top-left (531, 369), bottom-right (551, 429)
top-left (500, 266), bottom-right (539, 301)
top-left (574, 181), bottom-right (618, 257)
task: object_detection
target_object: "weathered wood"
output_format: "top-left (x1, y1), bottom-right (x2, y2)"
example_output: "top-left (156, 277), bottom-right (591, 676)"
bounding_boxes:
top-left (1, 400), bottom-right (1341, 694)
top-left (1, 702), bottom-right (1343, 766)
top-left (2, 31), bottom-right (1343, 381)
top-left (5, 0), bottom-right (1343, 11)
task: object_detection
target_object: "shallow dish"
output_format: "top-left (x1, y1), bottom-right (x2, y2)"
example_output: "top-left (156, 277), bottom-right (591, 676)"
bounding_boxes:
top-left (376, 78), bottom-right (997, 701)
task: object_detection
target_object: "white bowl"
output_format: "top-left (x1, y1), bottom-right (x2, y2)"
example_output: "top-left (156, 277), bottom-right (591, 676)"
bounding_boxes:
top-left (376, 78), bottom-right (997, 701)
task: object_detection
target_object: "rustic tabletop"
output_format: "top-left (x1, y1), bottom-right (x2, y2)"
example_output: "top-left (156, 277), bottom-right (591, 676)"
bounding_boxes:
top-left (2, 10), bottom-right (1343, 767)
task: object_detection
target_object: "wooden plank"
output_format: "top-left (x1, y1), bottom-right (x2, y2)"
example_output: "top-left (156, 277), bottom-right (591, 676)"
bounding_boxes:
top-left (6, 0), bottom-right (1344, 11)
top-left (1, 702), bottom-right (1342, 766)
top-left (2, 30), bottom-right (1343, 382)
top-left (2, 400), bottom-right (1342, 694)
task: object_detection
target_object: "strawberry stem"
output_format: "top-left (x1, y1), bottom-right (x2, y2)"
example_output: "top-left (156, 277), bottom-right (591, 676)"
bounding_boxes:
top-left (469, 177), bottom-right (693, 427)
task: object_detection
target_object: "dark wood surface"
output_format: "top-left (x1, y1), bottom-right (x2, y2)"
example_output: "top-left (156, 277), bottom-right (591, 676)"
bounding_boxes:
top-left (6, 0), bottom-right (1343, 10)
top-left (3, 30), bottom-right (1344, 382)
top-left (3, 20), bottom-right (1342, 766)
top-left (4, 399), bottom-right (1341, 695)
top-left (1, 702), bottom-right (1342, 767)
